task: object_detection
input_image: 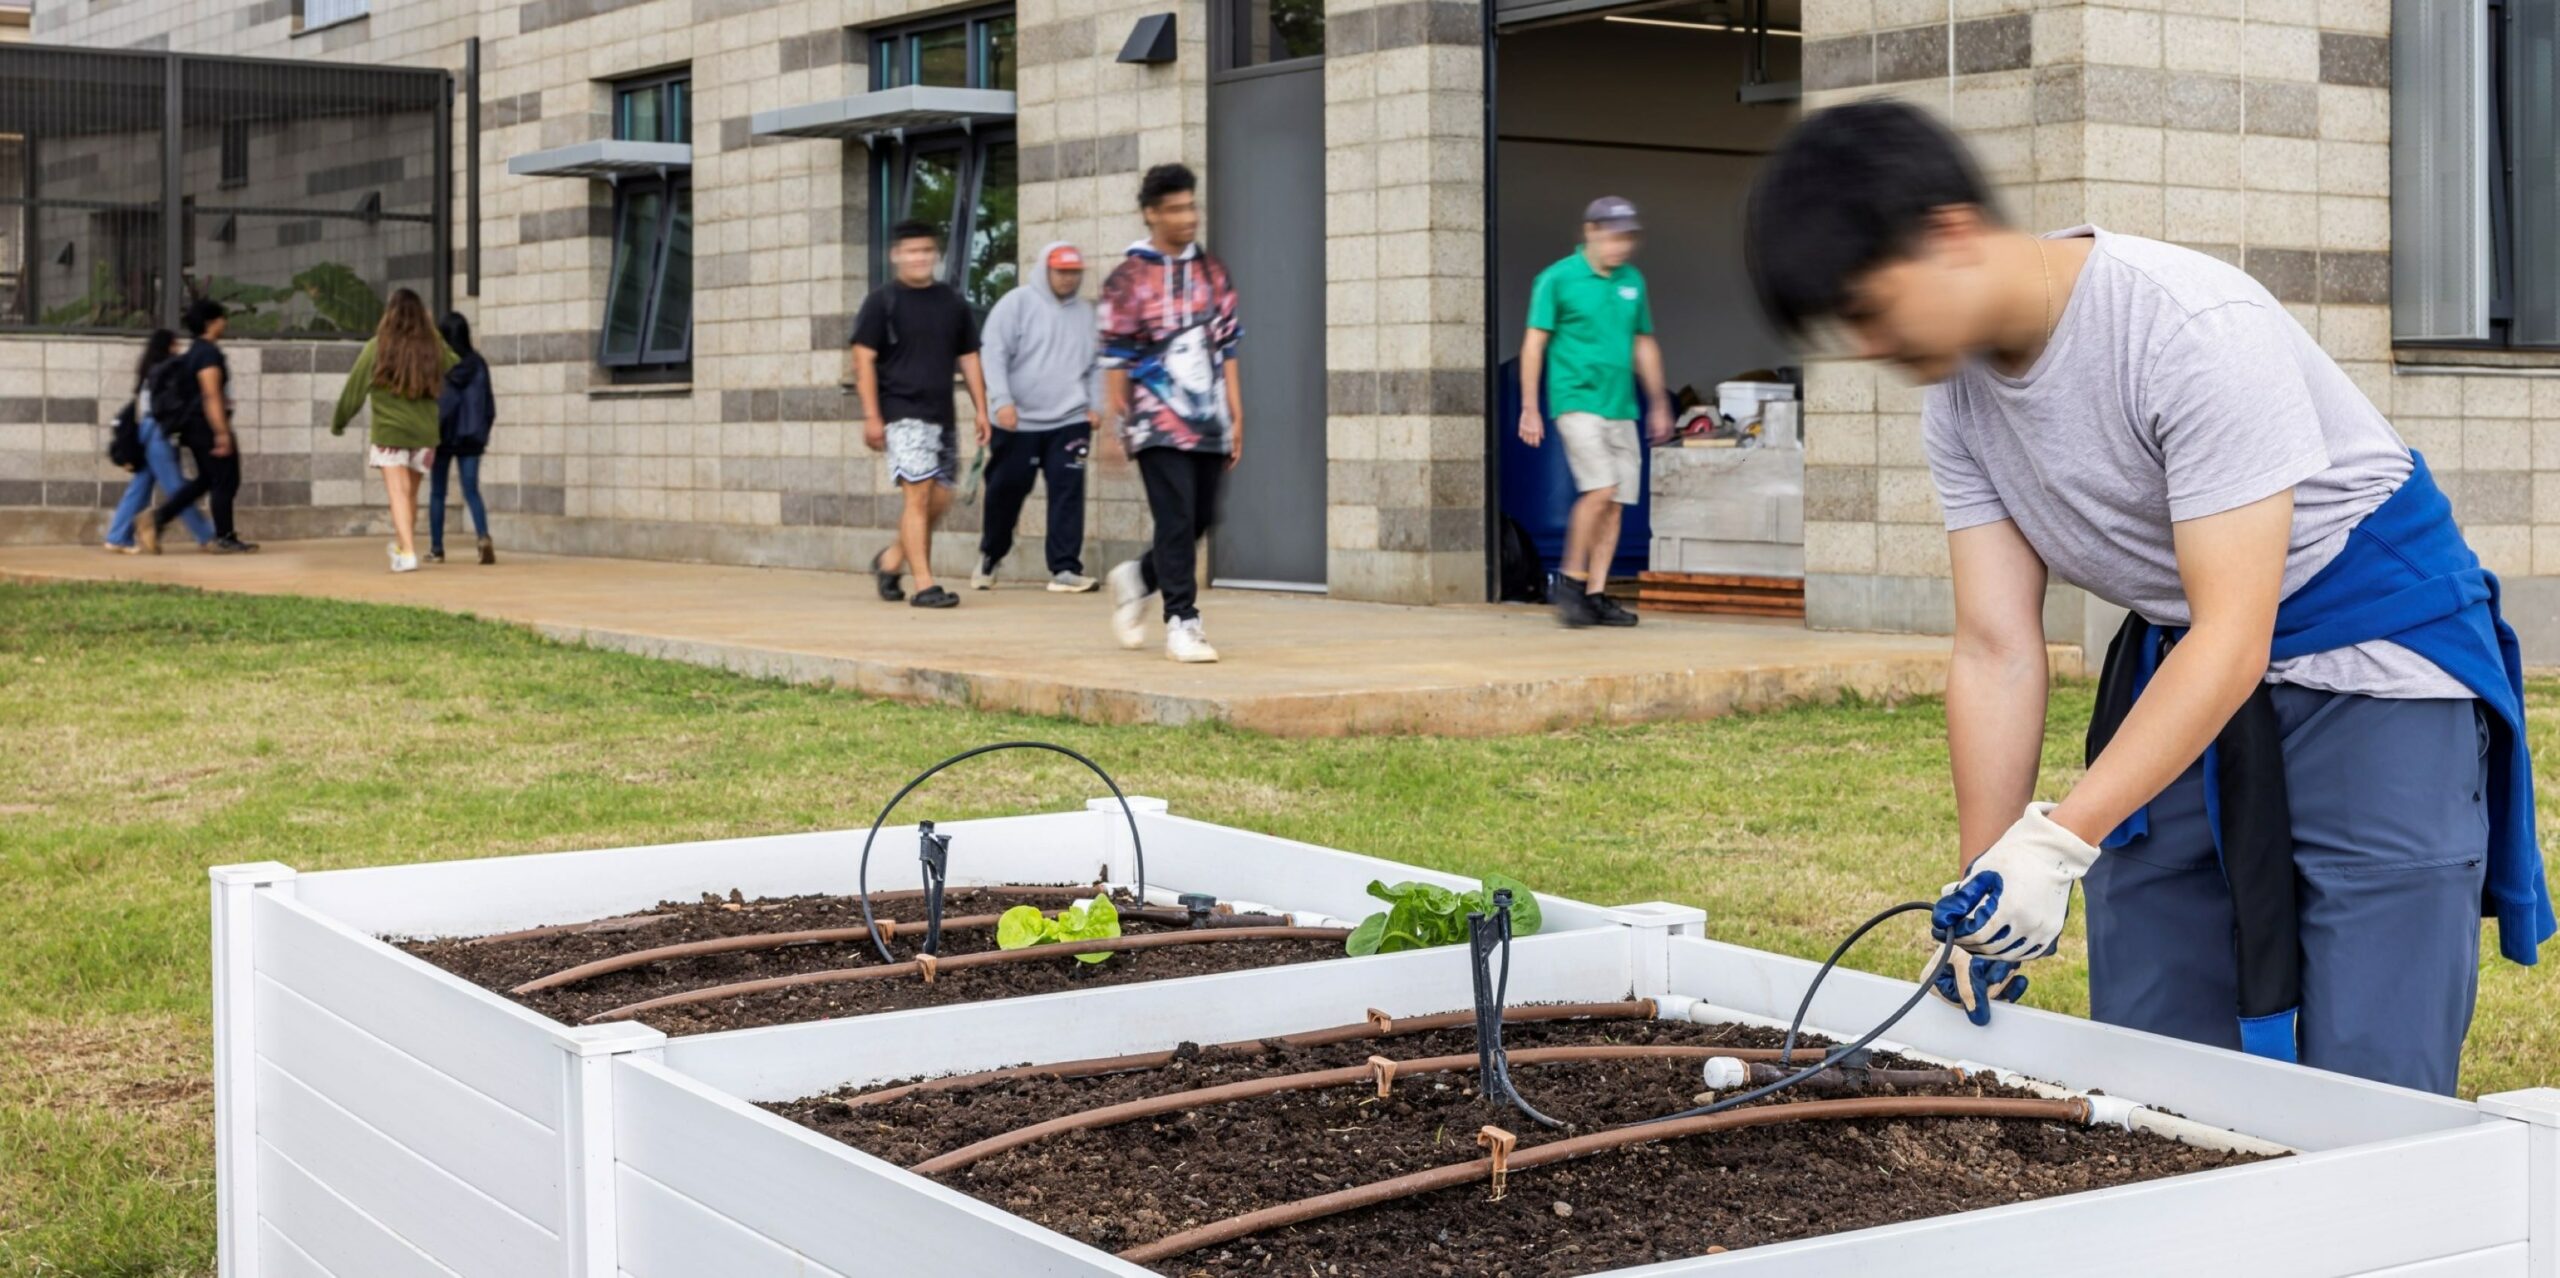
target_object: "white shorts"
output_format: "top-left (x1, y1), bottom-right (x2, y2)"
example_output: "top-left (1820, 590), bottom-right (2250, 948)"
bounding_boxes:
top-left (885, 418), bottom-right (957, 486)
top-left (1556, 413), bottom-right (1640, 504)
top-left (369, 444), bottom-right (434, 475)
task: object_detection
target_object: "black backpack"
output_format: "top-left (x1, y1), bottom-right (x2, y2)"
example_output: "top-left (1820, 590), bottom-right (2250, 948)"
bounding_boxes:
top-left (145, 355), bottom-right (199, 431)
top-left (105, 400), bottom-right (144, 472)
top-left (1497, 515), bottom-right (1549, 604)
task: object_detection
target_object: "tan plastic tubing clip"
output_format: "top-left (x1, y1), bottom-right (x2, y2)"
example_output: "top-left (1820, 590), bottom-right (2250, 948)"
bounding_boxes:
top-left (1368, 1055), bottom-right (1398, 1099)
top-left (1477, 1125), bottom-right (1517, 1200)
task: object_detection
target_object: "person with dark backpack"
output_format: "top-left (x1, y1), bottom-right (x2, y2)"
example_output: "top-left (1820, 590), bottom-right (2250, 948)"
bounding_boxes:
top-left (104, 328), bottom-right (215, 553)
top-left (851, 219), bottom-right (990, 609)
top-left (432, 311), bottom-right (497, 564)
top-left (140, 299), bottom-right (256, 554)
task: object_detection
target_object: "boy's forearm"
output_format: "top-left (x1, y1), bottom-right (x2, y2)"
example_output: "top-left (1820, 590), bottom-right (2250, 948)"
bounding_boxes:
top-left (1945, 640), bottom-right (2049, 865)
top-left (2046, 621), bottom-right (2268, 846)
top-left (852, 349), bottom-right (881, 420)
top-left (1634, 336), bottom-right (1668, 406)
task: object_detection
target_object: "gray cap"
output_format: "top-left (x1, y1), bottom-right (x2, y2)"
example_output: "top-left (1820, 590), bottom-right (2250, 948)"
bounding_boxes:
top-left (1583, 195), bottom-right (1640, 232)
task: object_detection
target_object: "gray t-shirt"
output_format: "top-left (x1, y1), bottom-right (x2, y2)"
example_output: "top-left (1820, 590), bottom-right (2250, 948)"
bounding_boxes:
top-left (1923, 226), bottom-right (2467, 698)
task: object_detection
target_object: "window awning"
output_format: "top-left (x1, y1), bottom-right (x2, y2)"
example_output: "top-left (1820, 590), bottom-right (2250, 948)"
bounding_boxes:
top-left (506, 140), bottom-right (692, 181)
top-left (750, 85), bottom-right (1017, 142)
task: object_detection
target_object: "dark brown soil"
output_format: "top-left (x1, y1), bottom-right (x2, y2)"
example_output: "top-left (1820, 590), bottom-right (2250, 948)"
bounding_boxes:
top-left (396, 888), bottom-right (1345, 1035)
top-left (776, 1014), bottom-right (2268, 1274)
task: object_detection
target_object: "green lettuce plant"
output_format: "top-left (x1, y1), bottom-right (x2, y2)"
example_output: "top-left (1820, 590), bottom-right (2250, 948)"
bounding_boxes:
top-left (995, 895), bottom-right (1121, 964)
top-left (1344, 874), bottom-right (1543, 956)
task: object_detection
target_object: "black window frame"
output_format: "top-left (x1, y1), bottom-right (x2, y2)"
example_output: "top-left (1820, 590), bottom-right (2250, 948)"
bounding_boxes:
top-left (866, 5), bottom-right (1020, 314)
top-left (599, 69), bottom-right (692, 371)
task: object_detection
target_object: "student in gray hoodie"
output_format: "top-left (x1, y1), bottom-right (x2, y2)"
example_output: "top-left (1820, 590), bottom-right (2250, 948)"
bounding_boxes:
top-left (974, 242), bottom-right (1104, 592)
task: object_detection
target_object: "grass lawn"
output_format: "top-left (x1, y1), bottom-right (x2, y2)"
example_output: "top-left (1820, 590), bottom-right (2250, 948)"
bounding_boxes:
top-left (3, 580), bottom-right (2556, 1275)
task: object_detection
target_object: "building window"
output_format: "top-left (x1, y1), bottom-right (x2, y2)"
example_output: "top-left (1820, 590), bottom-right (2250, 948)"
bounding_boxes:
top-left (869, 7), bottom-right (1018, 312)
top-left (601, 71), bottom-right (691, 369)
top-left (219, 120), bottom-right (249, 190)
top-left (1227, 0), bottom-right (1324, 68)
top-left (2393, 0), bottom-right (2560, 348)
top-left (293, 0), bottom-right (370, 33)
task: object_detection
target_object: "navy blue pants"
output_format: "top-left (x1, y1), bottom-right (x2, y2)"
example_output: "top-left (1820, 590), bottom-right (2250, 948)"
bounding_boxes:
top-left (978, 424), bottom-right (1089, 577)
top-left (2083, 686), bottom-right (2488, 1095)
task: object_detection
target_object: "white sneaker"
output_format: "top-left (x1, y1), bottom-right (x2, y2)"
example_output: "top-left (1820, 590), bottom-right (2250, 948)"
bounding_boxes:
top-left (972, 554), bottom-right (999, 590)
top-left (1107, 560), bottom-right (1152, 649)
top-left (1048, 570), bottom-right (1099, 593)
top-left (387, 541), bottom-right (403, 570)
top-left (390, 551), bottom-right (420, 573)
top-left (1165, 616), bottom-right (1219, 663)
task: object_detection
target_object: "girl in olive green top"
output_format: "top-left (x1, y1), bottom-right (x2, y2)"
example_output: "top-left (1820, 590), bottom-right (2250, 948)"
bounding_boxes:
top-left (331, 287), bottom-right (457, 573)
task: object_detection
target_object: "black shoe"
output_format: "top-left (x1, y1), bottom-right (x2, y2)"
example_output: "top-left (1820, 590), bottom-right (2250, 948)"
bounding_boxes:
top-left (870, 547), bottom-right (905, 601)
top-left (1554, 579), bottom-right (1597, 628)
top-left (207, 534), bottom-right (257, 554)
top-left (911, 584), bottom-right (959, 609)
top-left (428, 548), bottom-right (446, 564)
top-left (1590, 593), bottom-right (1640, 627)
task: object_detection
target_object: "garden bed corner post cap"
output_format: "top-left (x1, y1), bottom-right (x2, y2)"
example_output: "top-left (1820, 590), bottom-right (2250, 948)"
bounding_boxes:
top-left (1088, 795), bottom-right (1170, 814)
top-left (2478, 1088), bottom-right (2560, 1128)
top-left (208, 862), bottom-right (297, 887)
top-left (561, 1020), bottom-right (668, 1057)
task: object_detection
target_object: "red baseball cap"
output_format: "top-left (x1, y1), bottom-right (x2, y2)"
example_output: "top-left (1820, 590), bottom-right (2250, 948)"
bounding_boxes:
top-left (1046, 244), bottom-right (1085, 270)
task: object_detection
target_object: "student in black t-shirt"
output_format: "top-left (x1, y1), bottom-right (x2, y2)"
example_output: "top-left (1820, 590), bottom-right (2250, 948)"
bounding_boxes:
top-left (139, 298), bottom-right (257, 554)
top-left (851, 219), bottom-right (990, 609)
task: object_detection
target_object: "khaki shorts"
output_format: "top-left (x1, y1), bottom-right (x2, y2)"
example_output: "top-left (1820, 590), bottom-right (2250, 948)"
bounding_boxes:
top-left (1556, 413), bottom-right (1641, 504)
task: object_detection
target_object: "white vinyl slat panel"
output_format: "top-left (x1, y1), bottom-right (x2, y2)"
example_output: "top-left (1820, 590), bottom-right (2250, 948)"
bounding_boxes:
top-left (256, 1143), bottom-right (459, 1278)
top-left (614, 1060), bottom-right (1148, 1276)
top-left (2358, 1244), bottom-right (2531, 1277)
top-left (616, 1165), bottom-right (853, 1278)
top-left (256, 1223), bottom-right (336, 1278)
top-left (1664, 937), bottom-right (2473, 1152)
top-left (255, 973), bottom-right (565, 1233)
top-left (251, 893), bottom-right (565, 1127)
top-left (663, 927), bottom-right (1634, 1101)
top-left (256, 1062), bottom-right (561, 1278)
top-left (2392, 0), bottom-right (2491, 342)
top-left (1617, 1123), bottom-right (2528, 1276)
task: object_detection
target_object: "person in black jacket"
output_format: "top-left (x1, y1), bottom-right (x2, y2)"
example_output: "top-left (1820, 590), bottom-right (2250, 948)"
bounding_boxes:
top-left (433, 312), bottom-right (497, 564)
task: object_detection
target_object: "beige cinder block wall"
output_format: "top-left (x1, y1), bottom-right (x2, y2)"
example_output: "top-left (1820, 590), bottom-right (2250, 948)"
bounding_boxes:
top-left (1797, 0), bottom-right (2560, 661)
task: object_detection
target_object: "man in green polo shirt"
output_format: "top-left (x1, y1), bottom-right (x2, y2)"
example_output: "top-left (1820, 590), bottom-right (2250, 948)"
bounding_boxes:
top-left (1519, 195), bottom-right (1674, 628)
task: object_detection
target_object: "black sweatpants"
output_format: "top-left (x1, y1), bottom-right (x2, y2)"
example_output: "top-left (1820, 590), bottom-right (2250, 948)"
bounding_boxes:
top-left (978, 423), bottom-right (1090, 576)
top-left (1134, 445), bottom-right (1227, 623)
top-left (155, 428), bottom-right (240, 540)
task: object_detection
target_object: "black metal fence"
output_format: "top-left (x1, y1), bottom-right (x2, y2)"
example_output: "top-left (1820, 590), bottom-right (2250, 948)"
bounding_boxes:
top-left (0, 44), bottom-right (449, 338)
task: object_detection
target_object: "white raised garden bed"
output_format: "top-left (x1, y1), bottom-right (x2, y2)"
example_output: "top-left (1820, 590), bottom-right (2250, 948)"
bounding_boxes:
top-left (210, 802), bottom-right (2560, 1278)
top-left (207, 800), bottom-right (1628, 1278)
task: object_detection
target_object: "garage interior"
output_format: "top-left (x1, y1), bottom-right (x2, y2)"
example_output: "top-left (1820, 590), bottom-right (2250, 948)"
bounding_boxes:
top-left (1489, 0), bottom-right (1806, 613)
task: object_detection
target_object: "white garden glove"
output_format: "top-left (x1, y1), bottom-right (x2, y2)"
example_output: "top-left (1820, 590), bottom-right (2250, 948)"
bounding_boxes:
top-left (1932, 802), bottom-right (2100, 962)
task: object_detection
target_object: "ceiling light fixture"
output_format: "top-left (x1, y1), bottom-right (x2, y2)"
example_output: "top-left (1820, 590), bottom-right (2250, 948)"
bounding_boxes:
top-left (1603, 14), bottom-right (1803, 37)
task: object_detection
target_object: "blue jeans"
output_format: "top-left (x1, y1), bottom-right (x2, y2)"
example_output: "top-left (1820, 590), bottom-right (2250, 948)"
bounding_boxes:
top-left (2083, 686), bottom-right (2489, 1094)
top-left (429, 450), bottom-right (486, 551)
top-left (106, 422), bottom-right (214, 547)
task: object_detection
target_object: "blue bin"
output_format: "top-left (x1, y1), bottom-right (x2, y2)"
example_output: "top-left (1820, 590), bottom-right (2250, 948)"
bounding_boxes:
top-left (1496, 357), bottom-right (1651, 583)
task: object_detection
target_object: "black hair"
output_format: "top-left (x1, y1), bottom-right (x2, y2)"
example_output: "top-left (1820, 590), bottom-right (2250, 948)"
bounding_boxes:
top-left (439, 310), bottom-right (476, 360)
top-left (1138, 163), bottom-right (1196, 210)
top-left (889, 218), bottom-right (940, 247)
top-left (137, 328), bottom-right (179, 384)
top-left (1744, 101), bottom-right (1998, 336)
top-left (182, 297), bottom-right (227, 337)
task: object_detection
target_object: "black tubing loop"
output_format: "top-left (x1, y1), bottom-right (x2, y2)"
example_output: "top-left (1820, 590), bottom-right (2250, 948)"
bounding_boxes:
top-left (1635, 900), bottom-right (1948, 1128)
top-left (856, 742), bottom-right (1150, 964)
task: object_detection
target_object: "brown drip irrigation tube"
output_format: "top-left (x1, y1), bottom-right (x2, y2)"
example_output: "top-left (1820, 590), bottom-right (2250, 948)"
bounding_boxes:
top-left (1117, 1095), bottom-right (2093, 1265)
top-left (458, 884), bottom-right (1101, 948)
top-left (835, 1000), bottom-right (1666, 1109)
top-left (583, 925), bottom-right (1351, 1023)
top-left (911, 1044), bottom-right (1815, 1177)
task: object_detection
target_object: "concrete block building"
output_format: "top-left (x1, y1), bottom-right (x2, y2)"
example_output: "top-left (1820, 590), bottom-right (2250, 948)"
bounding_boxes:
top-left (10, 0), bottom-right (2560, 654)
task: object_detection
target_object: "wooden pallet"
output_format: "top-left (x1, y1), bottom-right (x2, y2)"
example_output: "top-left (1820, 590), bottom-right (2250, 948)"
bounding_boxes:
top-left (1635, 571), bottom-right (1806, 619)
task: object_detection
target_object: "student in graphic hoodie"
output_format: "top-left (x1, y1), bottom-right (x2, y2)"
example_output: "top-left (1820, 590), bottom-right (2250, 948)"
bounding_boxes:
top-left (1100, 164), bottom-right (1242, 664)
top-left (973, 241), bottom-right (1103, 594)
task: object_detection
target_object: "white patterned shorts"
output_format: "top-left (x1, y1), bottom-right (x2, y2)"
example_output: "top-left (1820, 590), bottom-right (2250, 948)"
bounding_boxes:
top-left (369, 444), bottom-right (434, 475)
top-left (885, 418), bottom-right (957, 486)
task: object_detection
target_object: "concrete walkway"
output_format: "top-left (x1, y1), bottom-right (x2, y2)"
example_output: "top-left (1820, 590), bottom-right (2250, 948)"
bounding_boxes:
top-left (0, 539), bottom-right (2053, 736)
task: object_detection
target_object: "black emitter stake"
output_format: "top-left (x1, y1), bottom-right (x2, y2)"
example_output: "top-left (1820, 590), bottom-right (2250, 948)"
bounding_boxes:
top-left (1470, 890), bottom-right (1566, 1129)
top-left (917, 820), bottom-right (952, 956)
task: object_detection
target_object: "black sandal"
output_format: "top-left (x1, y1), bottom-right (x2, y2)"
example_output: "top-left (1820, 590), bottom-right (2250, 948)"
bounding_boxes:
top-left (870, 547), bottom-right (906, 602)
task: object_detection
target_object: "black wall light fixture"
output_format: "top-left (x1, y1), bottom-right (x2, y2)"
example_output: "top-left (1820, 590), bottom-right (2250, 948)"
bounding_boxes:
top-left (53, 241), bottom-right (73, 267)
top-left (1119, 13), bottom-right (1176, 64)
top-left (214, 214), bottom-right (239, 244)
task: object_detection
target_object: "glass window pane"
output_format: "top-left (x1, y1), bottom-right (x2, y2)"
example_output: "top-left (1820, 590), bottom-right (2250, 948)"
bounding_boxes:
top-left (915, 25), bottom-right (968, 87)
top-left (666, 81), bottom-right (691, 145)
top-left (646, 187), bottom-right (694, 358)
top-left (963, 140), bottom-right (1018, 311)
top-left (616, 87), bottom-right (659, 142)
top-left (1237, 0), bottom-right (1324, 65)
top-left (602, 187), bottom-right (666, 360)
top-left (873, 37), bottom-right (899, 88)
top-left (902, 146), bottom-right (963, 251)
top-left (2514, 0), bottom-right (2560, 345)
top-left (980, 17), bottom-right (1017, 91)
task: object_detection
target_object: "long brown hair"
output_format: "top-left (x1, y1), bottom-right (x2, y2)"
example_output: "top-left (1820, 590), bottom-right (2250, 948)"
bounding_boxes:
top-left (371, 288), bottom-right (443, 400)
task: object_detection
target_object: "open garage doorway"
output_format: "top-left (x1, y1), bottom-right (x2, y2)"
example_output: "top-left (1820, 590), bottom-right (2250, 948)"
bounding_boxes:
top-left (1488, 0), bottom-right (1806, 614)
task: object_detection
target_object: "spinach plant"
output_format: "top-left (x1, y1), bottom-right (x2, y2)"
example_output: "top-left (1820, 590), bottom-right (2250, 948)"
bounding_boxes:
top-left (995, 895), bottom-right (1122, 964)
top-left (1344, 874), bottom-right (1543, 956)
